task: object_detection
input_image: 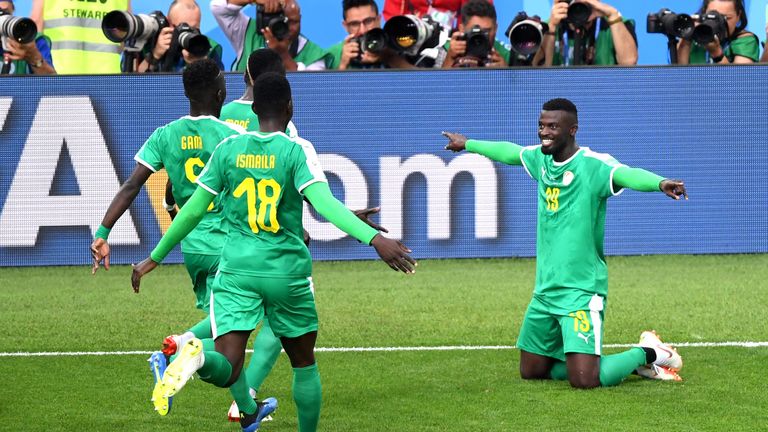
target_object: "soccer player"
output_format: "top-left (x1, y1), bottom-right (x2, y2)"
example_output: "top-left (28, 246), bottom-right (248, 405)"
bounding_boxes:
top-left (89, 59), bottom-right (277, 423)
top-left (221, 48), bottom-right (298, 136)
top-left (443, 98), bottom-right (687, 388)
top-left (131, 72), bottom-right (415, 431)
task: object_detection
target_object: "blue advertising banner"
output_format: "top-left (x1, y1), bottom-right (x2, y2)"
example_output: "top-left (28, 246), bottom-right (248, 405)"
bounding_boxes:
top-left (1, 66), bottom-right (767, 266)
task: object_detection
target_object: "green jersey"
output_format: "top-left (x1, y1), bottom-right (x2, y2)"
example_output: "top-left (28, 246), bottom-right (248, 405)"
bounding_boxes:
top-left (220, 100), bottom-right (298, 137)
top-left (519, 146), bottom-right (624, 313)
top-left (196, 131), bottom-right (327, 277)
top-left (689, 32), bottom-right (760, 63)
top-left (135, 115), bottom-right (245, 255)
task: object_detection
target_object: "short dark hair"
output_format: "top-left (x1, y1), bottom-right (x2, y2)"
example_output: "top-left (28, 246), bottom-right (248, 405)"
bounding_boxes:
top-left (698, 0), bottom-right (748, 38)
top-left (252, 72), bottom-right (292, 118)
top-left (247, 48), bottom-right (286, 83)
top-left (182, 59), bottom-right (221, 97)
top-left (542, 98), bottom-right (578, 118)
top-left (342, 0), bottom-right (379, 20)
top-left (461, 0), bottom-right (496, 25)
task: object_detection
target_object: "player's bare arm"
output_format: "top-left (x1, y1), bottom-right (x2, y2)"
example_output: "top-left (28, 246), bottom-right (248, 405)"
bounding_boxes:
top-left (91, 164), bottom-right (154, 274)
top-left (130, 187), bottom-right (215, 292)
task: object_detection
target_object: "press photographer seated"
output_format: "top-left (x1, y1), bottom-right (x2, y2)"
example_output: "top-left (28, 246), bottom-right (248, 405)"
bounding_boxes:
top-left (676, 0), bottom-right (759, 64)
top-left (136, 0), bottom-right (223, 73)
top-left (328, 0), bottom-right (414, 70)
top-left (0, 0), bottom-right (55, 75)
top-left (440, 0), bottom-right (509, 68)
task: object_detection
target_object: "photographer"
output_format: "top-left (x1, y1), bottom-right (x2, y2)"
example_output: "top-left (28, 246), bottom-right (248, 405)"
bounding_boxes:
top-left (211, 0), bottom-right (330, 71)
top-left (0, 0), bottom-right (55, 74)
top-left (540, 0), bottom-right (638, 66)
top-left (677, 0), bottom-right (758, 64)
top-left (328, 0), bottom-right (413, 70)
top-left (137, 1), bottom-right (224, 73)
top-left (439, 0), bottom-right (509, 68)
top-left (761, 23), bottom-right (768, 63)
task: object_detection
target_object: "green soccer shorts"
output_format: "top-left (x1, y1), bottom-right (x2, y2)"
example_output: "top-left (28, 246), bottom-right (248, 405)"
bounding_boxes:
top-left (209, 271), bottom-right (318, 339)
top-left (516, 294), bottom-right (605, 361)
top-left (182, 252), bottom-right (220, 312)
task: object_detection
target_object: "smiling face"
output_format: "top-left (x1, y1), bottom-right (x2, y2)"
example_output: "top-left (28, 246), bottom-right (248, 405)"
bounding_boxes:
top-left (538, 110), bottom-right (578, 159)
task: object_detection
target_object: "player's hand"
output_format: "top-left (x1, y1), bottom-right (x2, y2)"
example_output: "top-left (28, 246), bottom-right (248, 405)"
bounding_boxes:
top-left (371, 234), bottom-right (416, 274)
top-left (131, 257), bottom-right (158, 293)
top-left (660, 179), bottom-right (688, 200)
top-left (152, 27), bottom-right (174, 59)
top-left (303, 228), bottom-right (311, 246)
top-left (90, 238), bottom-right (111, 274)
top-left (353, 207), bottom-right (388, 233)
top-left (442, 131), bottom-right (468, 152)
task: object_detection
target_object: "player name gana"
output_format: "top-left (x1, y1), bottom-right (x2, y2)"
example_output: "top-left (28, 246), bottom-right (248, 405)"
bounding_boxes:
top-left (236, 154), bottom-right (276, 169)
top-left (181, 136), bottom-right (203, 150)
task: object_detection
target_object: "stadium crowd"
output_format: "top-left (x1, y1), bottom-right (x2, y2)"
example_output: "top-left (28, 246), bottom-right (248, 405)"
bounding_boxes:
top-left (1, 0), bottom-right (766, 75)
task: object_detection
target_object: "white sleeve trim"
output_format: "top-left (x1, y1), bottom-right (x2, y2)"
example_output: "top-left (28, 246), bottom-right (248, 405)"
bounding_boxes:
top-left (133, 155), bottom-right (158, 173)
top-left (609, 164), bottom-right (626, 197)
top-left (301, 59), bottom-right (327, 71)
top-left (298, 178), bottom-right (328, 194)
top-left (519, 147), bottom-right (534, 179)
top-left (195, 180), bottom-right (220, 196)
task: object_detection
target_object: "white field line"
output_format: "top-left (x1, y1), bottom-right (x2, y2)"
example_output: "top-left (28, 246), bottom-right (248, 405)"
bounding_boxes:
top-left (0, 341), bottom-right (767, 357)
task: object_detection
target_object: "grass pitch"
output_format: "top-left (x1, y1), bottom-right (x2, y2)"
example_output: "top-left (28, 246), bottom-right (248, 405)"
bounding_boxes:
top-left (1, 255), bottom-right (767, 431)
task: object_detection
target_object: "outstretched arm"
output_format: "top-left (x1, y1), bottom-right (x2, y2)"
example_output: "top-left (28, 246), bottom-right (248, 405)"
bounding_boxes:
top-left (90, 164), bottom-right (154, 274)
top-left (613, 166), bottom-right (687, 200)
top-left (303, 182), bottom-right (416, 273)
top-left (443, 132), bottom-right (523, 165)
top-left (130, 187), bottom-right (216, 292)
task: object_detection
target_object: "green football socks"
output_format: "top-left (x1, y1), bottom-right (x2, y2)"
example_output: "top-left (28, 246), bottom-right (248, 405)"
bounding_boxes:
top-left (187, 316), bottom-right (213, 339)
top-left (598, 348), bottom-right (647, 386)
top-left (293, 363), bottom-right (322, 432)
top-left (246, 318), bottom-right (283, 394)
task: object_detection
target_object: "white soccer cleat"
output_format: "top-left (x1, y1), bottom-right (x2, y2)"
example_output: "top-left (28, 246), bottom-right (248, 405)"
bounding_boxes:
top-left (160, 338), bottom-right (204, 398)
top-left (638, 330), bottom-right (683, 371)
top-left (636, 364), bottom-right (683, 382)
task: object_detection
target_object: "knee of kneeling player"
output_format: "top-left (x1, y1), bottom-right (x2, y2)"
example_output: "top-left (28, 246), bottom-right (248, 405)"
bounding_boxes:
top-left (568, 375), bottom-right (600, 389)
top-left (519, 366), bottom-right (549, 380)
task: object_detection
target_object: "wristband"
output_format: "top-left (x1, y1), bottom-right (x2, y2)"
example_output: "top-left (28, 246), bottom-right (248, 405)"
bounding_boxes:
top-left (95, 224), bottom-right (111, 240)
top-left (162, 199), bottom-right (176, 212)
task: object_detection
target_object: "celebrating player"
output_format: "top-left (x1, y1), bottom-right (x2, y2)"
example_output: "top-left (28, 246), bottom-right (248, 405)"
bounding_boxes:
top-left (443, 98), bottom-right (687, 388)
top-left (90, 59), bottom-right (278, 426)
top-left (131, 72), bottom-right (415, 432)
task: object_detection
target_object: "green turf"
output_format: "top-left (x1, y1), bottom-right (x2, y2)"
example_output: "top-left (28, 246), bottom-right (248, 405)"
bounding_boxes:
top-left (1, 255), bottom-right (767, 431)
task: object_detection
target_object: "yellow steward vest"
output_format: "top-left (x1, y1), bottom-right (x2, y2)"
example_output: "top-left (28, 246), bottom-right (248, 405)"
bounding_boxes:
top-left (43, 0), bottom-right (128, 74)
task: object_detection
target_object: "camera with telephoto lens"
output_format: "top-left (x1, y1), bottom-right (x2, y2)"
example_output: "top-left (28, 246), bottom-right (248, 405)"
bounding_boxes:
top-left (353, 27), bottom-right (387, 61)
top-left (175, 23), bottom-right (210, 57)
top-left (101, 10), bottom-right (168, 51)
top-left (383, 14), bottom-right (442, 56)
top-left (256, 4), bottom-right (289, 41)
top-left (647, 9), bottom-right (694, 39)
top-left (506, 11), bottom-right (548, 59)
top-left (691, 10), bottom-right (728, 45)
top-left (0, 8), bottom-right (37, 45)
top-left (457, 24), bottom-right (492, 66)
top-left (560, 0), bottom-right (592, 28)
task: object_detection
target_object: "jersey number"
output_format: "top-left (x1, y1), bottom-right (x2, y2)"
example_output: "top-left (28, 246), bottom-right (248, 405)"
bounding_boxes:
top-left (233, 178), bottom-right (281, 234)
top-left (545, 187), bottom-right (560, 212)
top-left (185, 157), bottom-right (214, 211)
top-left (569, 311), bottom-right (590, 332)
